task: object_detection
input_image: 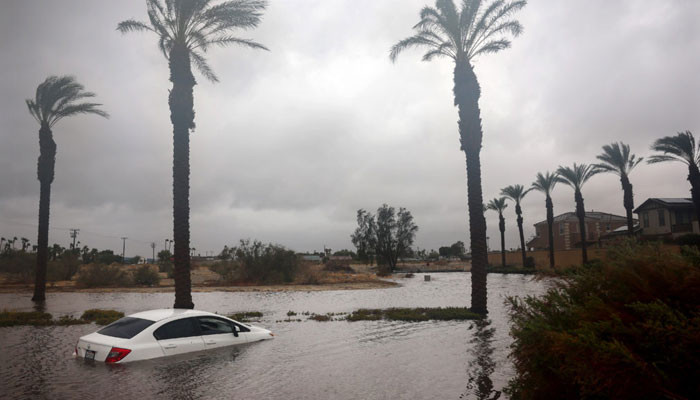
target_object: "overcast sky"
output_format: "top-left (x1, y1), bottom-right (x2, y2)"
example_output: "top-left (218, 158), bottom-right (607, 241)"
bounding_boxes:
top-left (1, 0), bottom-right (699, 257)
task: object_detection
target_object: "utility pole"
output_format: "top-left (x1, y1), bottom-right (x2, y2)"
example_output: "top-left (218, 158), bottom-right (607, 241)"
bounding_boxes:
top-left (151, 242), bottom-right (156, 263)
top-left (69, 228), bottom-right (80, 250)
top-left (121, 237), bottom-right (127, 263)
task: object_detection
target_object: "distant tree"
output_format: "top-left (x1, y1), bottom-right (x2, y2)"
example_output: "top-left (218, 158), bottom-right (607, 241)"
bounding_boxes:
top-left (531, 172), bottom-right (558, 268)
top-left (118, 0), bottom-right (268, 309)
top-left (26, 75), bottom-right (107, 302)
top-left (390, 0), bottom-right (526, 314)
top-left (96, 250), bottom-right (122, 265)
top-left (351, 209), bottom-right (377, 264)
top-left (132, 255), bottom-right (142, 264)
top-left (556, 164), bottom-right (601, 264)
top-left (157, 249), bottom-right (174, 274)
top-left (450, 241), bottom-right (466, 259)
top-left (439, 246), bottom-right (453, 258)
top-left (501, 185), bottom-right (532, 267)
top-left (486, 197), bottom-right (508, 267)
top-left (648, 131), bottom-right (700, 222)
top-left (375, 204), bottom-right (419, 271)
top-left (332, 249), bottom-right (357, 259)
top-left (594, 142), bottom-right (643, 234)
top-left (219, 245), bottom-right (233, 260)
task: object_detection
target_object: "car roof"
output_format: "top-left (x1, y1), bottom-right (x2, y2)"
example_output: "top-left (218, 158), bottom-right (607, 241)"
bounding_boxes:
top-left (127, 309), bottom-right (219, 322)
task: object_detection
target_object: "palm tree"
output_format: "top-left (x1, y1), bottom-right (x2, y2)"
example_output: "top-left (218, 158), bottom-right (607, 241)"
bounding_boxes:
top-left (26, 76), bottom-right (107, 302)
top-left (390, 0), bottom-right (526, 315)
top-left (531, 172), bottom-right (558, 268)
top-left (594, 142), bottom-right (643, 234)
top-left (118, 0), bottom-right (268, 309)
top-left (556, 164), bottom-right (601, 264)
top-left (486, 197), bottom-right (508, 267)
top-left (500, 185), bottom-right (531, 267)
top-left (648, 131), bottom-right (700, 222)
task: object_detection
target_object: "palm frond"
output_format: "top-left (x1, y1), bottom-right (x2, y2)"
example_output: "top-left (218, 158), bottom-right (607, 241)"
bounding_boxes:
top-left (27, 76), bottom-right (107, 127)
top-left (531, 171), bottom-right (558, 195)
top-left (595, 142), bottom-right (643, 177)
top-left (190, 50), bottom-right (219, 82)
top-left (500, 184), bottom-right (532, 203)
top-left (556, 163), bottom-right (601, 191)
top-left (486, 197), bottom-right (508, 213)
top-left (648, 131), bottom-right (697, 166)
top-left (116, 19), bottom-right (154, 33)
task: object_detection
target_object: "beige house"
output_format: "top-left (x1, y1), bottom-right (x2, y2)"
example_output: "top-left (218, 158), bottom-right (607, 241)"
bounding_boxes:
top-left (633, 198), bottom-right (699, 238)
top-left (527, 211), bottom-right (628, 251)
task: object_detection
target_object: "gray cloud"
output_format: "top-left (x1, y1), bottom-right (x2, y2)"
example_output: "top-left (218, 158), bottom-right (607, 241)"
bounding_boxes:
top-left (1, 0), bottom-right (699, 257)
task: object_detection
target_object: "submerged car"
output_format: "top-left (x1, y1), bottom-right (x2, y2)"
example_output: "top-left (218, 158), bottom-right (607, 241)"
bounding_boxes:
top-left (75, 309), bottom-right (273, 363)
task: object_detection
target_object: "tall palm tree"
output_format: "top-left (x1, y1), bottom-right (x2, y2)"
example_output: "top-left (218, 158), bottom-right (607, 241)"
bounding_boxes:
top-left (26, 75), bottom-right (108, 302)
top-left (390, 0), bottom-right (526, 315)
top-left (486, 197), bottom-right (508, 267)
top-left (118, 0), bottom-right (268, 309)
top-left (648, 131), bottom-right (700, 222)
top-left (556, 164), bottom-right (600, 265)
top-left (531, 172), bottom-right (558, 269)
top-left (594, 142), bottom-right (643, 234)
top-left (500, 185), bottom-right (531, 267)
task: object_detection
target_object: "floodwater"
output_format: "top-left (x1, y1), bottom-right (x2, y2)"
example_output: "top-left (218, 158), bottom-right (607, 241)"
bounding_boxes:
top-left (0, 273), bottom-right (549, 399)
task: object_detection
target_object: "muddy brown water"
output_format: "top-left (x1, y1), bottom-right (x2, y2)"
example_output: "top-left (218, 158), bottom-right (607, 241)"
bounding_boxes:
top-left (0, 273), bottom-right (549, 399)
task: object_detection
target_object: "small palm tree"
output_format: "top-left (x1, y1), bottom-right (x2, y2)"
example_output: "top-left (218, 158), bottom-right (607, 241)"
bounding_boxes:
top-left (594, 142), bottom-right (643, 234)
top-left (500, 185), bottom-right (531, 267)
top-left (26, 76), bottom-right (107, 302)
top-left (531, 172), bottom-right (558, 268)
top-left (648, 131), bottom-right (700, 222)
top-left (486, 197), bottom-right (508, 267)
top-left (118, 0), bottom-right (268, 309)
top-left (556, 164), bottom-right (601, 264)
top-left (390, 0), bottom-right (526, 315)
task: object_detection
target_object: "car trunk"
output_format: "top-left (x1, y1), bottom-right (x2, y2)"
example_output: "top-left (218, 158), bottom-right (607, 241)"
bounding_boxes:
top-left (77, 332), bottom-right (129, 362)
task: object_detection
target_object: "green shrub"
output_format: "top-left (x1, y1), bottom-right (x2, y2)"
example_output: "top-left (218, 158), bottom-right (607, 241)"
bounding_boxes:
top-left (308, 313), bottom-right (331, 322)
top-left (132, 265), bottom-right (160, 286)
top-left (234, 239), bottom-right (300, 284)
top-left (81, 309), bottom-right (124, 325)
top-left (228, 311), bottom-right (263, 322)
top-left (672, 233), bottom-right (700, 247)
top-left (76, 264), bottom-right (131, 287)
top-left (346, 307), bottom-right (481, 322)
top-left (0, 252), bottom-right (35, 282)
top-left (0, 311), bottom-right (53, 327)
top-left (209, 260), bottom-right (240, 282)
top-left (47, 253), bottom-right (81, 282)
top-left (506, 241), bottom-right (700, 400)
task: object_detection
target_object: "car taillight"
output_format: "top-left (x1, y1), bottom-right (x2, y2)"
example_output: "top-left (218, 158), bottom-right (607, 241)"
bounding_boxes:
top-left (105, 347), bottom-right (131, 363)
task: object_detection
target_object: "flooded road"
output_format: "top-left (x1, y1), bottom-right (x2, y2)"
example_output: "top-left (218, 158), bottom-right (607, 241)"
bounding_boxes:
top-left (0, 273), bottom-right (548, 399)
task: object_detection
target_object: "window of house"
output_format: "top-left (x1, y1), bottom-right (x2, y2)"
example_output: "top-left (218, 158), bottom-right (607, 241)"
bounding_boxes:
top-left (658, 210), bottom-right (666, 226)
top-left (559, 223), bottom-right (564, 235)
top-left (606, 223), bottom-right (611, 232)
top-left (643, 212), bottom-right (650, 228)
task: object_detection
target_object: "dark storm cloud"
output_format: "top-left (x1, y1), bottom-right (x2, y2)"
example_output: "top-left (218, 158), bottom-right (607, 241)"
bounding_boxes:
top-left (1, 0), bottom-right (699, 256)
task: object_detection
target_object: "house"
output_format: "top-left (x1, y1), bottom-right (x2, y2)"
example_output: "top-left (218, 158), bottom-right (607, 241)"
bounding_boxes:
top-left (526, 211), bottom-right (629, 251)
top-left (633, 198), bottom-right (699, 238)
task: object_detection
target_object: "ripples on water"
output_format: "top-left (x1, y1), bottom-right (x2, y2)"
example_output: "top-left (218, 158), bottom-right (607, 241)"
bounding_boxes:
top-left (0, 273), bottom-right (548, 399)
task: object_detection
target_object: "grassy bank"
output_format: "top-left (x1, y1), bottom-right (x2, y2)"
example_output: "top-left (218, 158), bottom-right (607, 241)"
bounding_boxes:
top-left (347, 307), bottom-right (482, 322)
top-left (0, 309), bottom-right (124, 327)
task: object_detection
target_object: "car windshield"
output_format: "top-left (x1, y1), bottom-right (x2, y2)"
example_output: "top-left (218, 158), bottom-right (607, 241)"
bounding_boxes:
top-left (98, 317), bottom-right (155, 339)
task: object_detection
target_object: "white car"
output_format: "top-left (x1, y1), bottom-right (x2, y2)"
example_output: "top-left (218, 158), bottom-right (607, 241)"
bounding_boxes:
top-left (75, 309), bottom-right (273, 363)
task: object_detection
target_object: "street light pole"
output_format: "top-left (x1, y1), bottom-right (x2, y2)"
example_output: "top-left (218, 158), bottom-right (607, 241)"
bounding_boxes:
top-left (121, 237), bottom-right (127, 263)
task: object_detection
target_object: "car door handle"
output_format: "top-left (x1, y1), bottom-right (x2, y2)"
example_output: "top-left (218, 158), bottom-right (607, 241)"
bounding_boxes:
top-left (163, 344), bottom-right (177, 349)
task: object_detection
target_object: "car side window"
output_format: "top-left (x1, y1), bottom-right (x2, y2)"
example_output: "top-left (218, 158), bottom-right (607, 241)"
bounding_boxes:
top-left (197, 316), bottom-right (236, 335)
top-left (153, 318), bottom-right (200, 340)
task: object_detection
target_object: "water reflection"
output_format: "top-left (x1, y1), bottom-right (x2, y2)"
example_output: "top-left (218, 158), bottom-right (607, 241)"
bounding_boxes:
top-left (462, 319), bottom-right (500, 400)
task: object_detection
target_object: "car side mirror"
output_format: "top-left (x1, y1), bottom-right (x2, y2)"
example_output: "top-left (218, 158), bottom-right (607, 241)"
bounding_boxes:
top-left (232, 326), bottom-right (239, 337)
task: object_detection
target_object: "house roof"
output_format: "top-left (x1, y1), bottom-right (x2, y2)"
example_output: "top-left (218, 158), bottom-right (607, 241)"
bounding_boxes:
top-left (633, 198), bottom-right (693, 213)
top-left (533, 211), bottom-right (628, 226)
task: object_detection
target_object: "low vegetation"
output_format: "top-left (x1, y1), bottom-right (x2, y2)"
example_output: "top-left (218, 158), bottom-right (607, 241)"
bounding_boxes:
top-left (131, 265), bottom-right (160, 286)
top-left (347, 307), bottom-right (482, 322)
top-left (506, 241), bottom-right (700, 400)
top-left (0, 309), bottom-right (123, 327)
top-left (486, 265), bottom-right (536, 274)
top-left (227, 311), bottom-right (263, 322)
top-left (76, 263), bottom-right (131, 287)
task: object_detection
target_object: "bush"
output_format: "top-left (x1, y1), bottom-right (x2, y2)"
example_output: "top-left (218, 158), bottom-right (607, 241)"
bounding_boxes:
top-left (47, 253), bottom-right (81, 282)
top-left (132, 265), bottom-right (160, 286)
top-left (234, 239), bottom-right (300, 284)
top-left (323, 260), bottom-right (355, 273)
top-left (346, 307), bottom-right (481, 322)
top-left (209, 260), bottom-right (240, 282)
top-left (673, 233), bottom-right (700, 247)
top-left (228, 311), bottom-right (263, 322)
top-left (506, 241), bottom-right (700, 400)
top-left (0, 311), bottom-right (53, 327)
top-left (81, 309), bottom-right (124, 325)
top-left (0, 252), bottom-right (35, 282)
top-left (76, 264), bottom-right (131, 288)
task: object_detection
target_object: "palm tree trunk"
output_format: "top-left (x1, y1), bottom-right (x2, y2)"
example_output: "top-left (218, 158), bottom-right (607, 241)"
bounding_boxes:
top-left (498, 214), bottom-right (506, 267)
top-left (33, 124), bottom-right (55, 302)
top-left (688, 164), bottom-right (700, 225)
top-left (169, 44), bottom-right (195, 309)
top-left (515, 203), bottom-right (526, 266)
top-left (545, 195), bottom-right (555, 269)
top-left (454, 61), bottom-right (488, 315)
top-left (575, 189), bottom-right (588, 264)
top-left (620, 175), bottom-right (635, 235)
